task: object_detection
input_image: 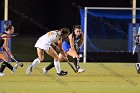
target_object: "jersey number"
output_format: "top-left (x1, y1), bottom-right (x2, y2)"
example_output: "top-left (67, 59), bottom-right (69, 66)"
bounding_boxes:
top-left (47, 32), bottom-right (54, 37)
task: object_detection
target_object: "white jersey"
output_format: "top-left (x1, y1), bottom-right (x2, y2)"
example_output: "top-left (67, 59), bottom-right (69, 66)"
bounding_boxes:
top-left (35, 31), bottom-right (60, 50)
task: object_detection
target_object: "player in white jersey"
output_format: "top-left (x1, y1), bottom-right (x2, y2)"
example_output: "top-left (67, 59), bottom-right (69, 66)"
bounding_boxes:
top-left (43, 25), bottom-right (85, 74)
top-left (26, 27), bottom-right (70, 76)
top-left (35, 31), bottom-right (60, 50)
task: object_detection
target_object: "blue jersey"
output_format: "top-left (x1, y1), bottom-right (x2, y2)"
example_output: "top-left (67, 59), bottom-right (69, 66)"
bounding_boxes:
top-left (74, 34), bottom-right (82, 52)
top-left (62, 34), bottom-right (71, 52)
top-left (62, 41), bottom-right (71, 52)
top-left (0, 38), bottom-right (4, 48)
top-left (62, 33), bottom-right (82, 52)
top-left (0, 32), bottom-right (7, 51)
top-left (0, 32), bottom-right (6, 48)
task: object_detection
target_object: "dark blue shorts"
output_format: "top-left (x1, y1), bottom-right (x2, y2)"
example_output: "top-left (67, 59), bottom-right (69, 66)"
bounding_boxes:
top-left (62, 41), bottom-right (70, 52)
top-left (0, 48), bottom-right (3, 52)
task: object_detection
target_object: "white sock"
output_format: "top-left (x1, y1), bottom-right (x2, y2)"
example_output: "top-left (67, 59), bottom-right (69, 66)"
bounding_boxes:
top-left (31, 58), bottom-right (40, 68)
top-left (54, 59), bottom-right (61, 73)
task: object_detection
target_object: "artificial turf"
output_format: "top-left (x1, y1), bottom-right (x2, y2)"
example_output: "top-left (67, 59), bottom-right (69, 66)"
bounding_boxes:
top-left (0, 62), bottom-right (140, 93)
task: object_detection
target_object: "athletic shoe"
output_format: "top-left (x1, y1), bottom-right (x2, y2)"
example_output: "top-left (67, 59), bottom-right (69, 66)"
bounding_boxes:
top-left (77, 68), bottom-right (85, 73)
top-left (11, 64), bottom-right (19, 74)
top-left (13, 64), bottom-right (18, 69)
top-left (61, 70), bottom-right (68, 75)
top-left (11, 64), bottom-right (18, 74)
top-left (136, 63), bottom-right (140, 74)
top-left (26, 65), bottom-right (33, 75)
top-left (0, 73), bottom-right (5, 76)
top-left (42, 67), bottom-right (48, 74)
top-left (11, 69), bottom-right (16, 74)
top-left (57, 71), bottom-right (68, 76)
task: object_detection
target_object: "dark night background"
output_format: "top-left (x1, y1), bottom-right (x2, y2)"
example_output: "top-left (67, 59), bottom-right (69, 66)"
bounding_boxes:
top-left (0, 0), bottom-right (140, 61)
top-left (0, 0), bottom-right (140, 35)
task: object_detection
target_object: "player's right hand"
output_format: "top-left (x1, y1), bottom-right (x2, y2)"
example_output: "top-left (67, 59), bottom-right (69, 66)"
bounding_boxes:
top-left (64, 57), bottom-right (69, 62)
top-left (11, 55), bottom-right (14, 59)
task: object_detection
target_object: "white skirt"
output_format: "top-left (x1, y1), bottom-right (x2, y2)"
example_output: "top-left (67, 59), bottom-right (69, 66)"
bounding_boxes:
top-left (34, 38), bottom-right (52, 50)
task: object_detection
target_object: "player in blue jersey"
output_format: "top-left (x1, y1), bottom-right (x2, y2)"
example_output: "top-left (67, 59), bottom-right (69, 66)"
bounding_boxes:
top-left (0, 23), bottom-right (18, 76)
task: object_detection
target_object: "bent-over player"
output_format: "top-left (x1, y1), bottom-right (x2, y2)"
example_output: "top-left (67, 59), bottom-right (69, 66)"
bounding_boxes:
top-left (26, 27), bottom-right (70, 76)
top-left (43, 25), bottom-right (85, 73)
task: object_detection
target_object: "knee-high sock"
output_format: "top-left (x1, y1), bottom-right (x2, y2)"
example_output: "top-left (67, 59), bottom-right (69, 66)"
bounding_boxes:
top-left (54, 59), bottom-right (61, 73)
top-left (0, 62), bottom-right (6, 73)
top-left (45, 62), bottom-right (54, 70)
top-left (31, 58), bottom-right (40, 68)
top-left (73, 58), bottom-right (77, 69)
top-left (5, 62), bottom-right (13, 70)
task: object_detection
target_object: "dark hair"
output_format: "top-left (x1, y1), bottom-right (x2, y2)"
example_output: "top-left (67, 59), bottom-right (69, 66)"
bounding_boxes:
top-left (73, 25), bottom-right (81, 30)
top-left (5, 23), bottom-right (13, 31)
top-left (72, 25), bottom-right (82, 36)
top-left (60, 27), bottom-right (70, 36)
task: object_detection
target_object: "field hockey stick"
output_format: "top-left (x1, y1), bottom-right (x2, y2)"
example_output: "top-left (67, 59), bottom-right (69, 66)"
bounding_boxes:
top-left (11, 57), bottom-right (23, 67)
top-left (53, 44), bottom-right (77, 72)
top-left (2, 48), bottom-right (23, 67)
top-left (67, 60), bottom-right (77, 73)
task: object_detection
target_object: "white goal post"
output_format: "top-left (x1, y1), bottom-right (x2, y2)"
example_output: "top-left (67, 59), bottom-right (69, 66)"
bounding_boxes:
top-left (4, 0), bottom-right (8, 21)
top-left (83, 1), bottom-right (140, 63)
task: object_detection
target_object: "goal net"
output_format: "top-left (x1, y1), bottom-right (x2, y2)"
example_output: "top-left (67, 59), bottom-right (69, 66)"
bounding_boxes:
top-left (80, 7), bottom-right (140, 61)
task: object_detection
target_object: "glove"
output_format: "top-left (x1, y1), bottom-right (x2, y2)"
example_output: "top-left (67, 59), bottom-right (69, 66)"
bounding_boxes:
top-left (64, 57), bottom-right (69, 62)
top-left (11, 55), bottom-right (14, 59)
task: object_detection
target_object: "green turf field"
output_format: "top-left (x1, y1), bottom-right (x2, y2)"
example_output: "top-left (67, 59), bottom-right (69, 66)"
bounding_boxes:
top-left (0, 62), bottom-right (140, 93)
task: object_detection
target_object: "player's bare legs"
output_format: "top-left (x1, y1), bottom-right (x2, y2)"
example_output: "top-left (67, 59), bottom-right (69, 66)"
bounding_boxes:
top-left (26, 47), bottom-right (67, 76)
top-left (0, 53), bottom-right (17, 76)
top-left (26, 48), bottom-right (43, 75)
top-left (46, 47), bottom-right (61, 74)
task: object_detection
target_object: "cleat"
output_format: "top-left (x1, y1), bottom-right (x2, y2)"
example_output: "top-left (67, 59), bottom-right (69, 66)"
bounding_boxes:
top-left (136, 63), bottom-right (140, 74)
top-left (11, 64), bottom-right (18, 74)
top-left (26, 65), bottom-right (33, 75)
top-left (13, 64), bottom-right (18, 70)
top-left (57, 71), bottom-right (68, 76)
top-left (11, 69), bottom-right (16, 74)
top-left (0, 73), bottom-right (5, 76)
top-left (61, 70), bottom-right (68, 75)
top-left (77, 68), bottom-right (85, 73)
top-left (42, 67), bottom-right (48, 74)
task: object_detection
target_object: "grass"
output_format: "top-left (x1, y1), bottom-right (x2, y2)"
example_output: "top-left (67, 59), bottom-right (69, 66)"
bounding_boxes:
top-left (0, 62), bottom-right (140, 93)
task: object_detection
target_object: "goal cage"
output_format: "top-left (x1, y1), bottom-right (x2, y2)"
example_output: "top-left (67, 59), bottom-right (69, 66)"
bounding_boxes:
top-left (80, 7), bottom-right (140, 62)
